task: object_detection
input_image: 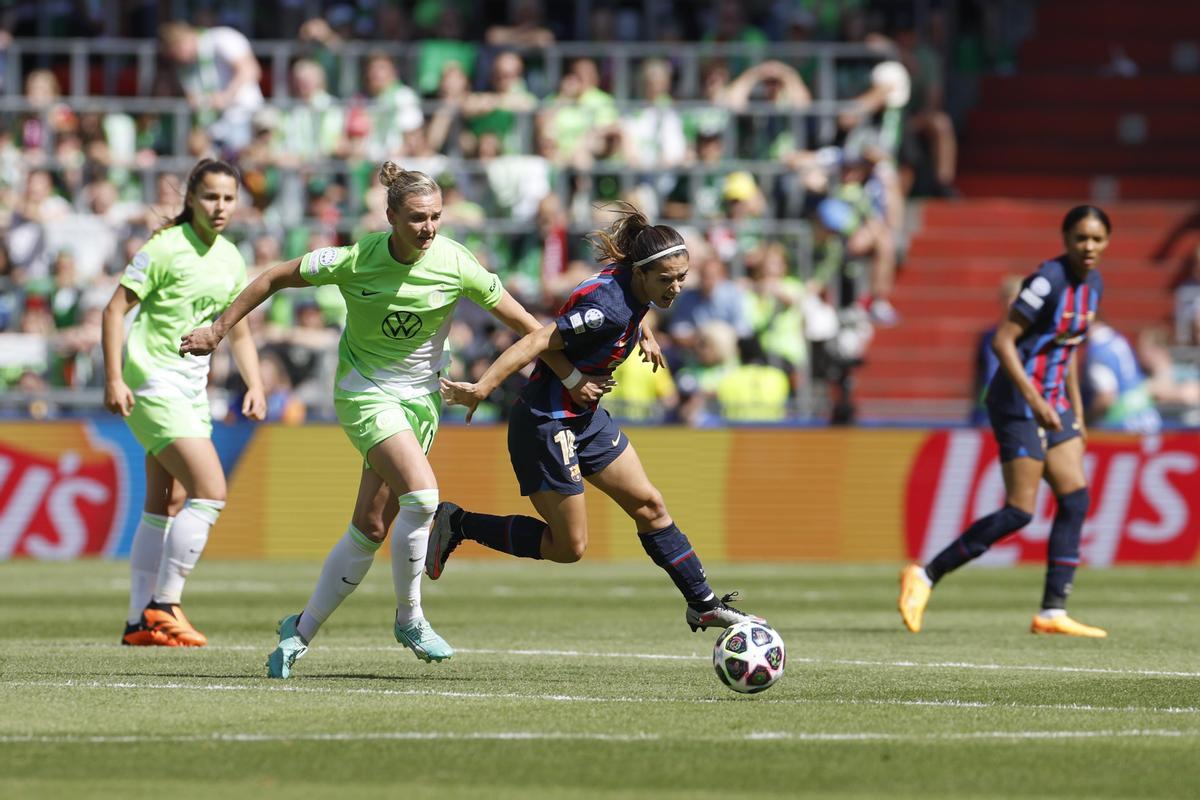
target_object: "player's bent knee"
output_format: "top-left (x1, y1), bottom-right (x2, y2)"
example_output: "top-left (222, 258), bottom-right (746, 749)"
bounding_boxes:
top-left (398, 488), bottom-right (439, 520)
top-left (560, 540), bottom-right (587, 563)
top-left (546, 523), bottom-right (587, 563)
top-left (354, 514), bottom-right (390, 543)
top-left (960, 504), bottom-right (1032, 557)
top-left (630, 493), bottom-right (668, 526)
top-left (189, 474), bottom-right (227, 504)
top-left (182, 498), bottom-right (225, 527)
top-left (1056, 487), bottom-right (1089, 521)
top-left (998, 504), bottom-right (1033, 531)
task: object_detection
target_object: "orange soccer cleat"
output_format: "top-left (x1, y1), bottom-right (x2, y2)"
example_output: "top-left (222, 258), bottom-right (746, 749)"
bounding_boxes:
top-left (898, 564), bottom-right (932, 633)
top-left (143, 603), bottom-right (209, 646)
top-left (121, 619), bottom-right (180, 647)
top-left (1030, 614), bottom-right (1107, 638)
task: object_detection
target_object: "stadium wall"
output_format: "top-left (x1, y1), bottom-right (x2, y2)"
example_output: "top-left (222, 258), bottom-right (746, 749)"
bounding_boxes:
top-left (1, 422), bottom-right (1198, 564)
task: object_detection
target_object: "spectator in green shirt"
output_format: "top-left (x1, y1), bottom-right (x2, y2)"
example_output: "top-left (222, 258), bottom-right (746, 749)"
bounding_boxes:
top-left (360, 52), bottom-right (424, 163)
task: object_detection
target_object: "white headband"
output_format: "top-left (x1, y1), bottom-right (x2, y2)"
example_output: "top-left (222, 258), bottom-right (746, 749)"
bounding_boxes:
top-left (632, 244), bottom-right (687, 267)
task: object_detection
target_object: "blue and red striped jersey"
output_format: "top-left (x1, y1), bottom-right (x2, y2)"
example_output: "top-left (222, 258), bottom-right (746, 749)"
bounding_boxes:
top-left (987, 256), bottom-right (1104, 417)
top-left (520, 266), bottom-right (649, 419)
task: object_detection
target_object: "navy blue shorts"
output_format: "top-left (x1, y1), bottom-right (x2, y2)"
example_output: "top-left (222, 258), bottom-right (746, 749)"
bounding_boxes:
top-left (987, 404), bottom-right (1081, 463)
top-left (507, 401), bottom-right (628, 496)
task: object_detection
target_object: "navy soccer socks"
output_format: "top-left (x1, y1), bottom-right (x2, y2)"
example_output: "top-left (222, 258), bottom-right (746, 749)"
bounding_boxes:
top-left (924, 504), bottom-right (1034, 583)
top-left (1042, 488), bottom-right (1088, 609)
top-left (638, 523), bottom-right (717, 609)
top-left (451, 508), bottom-right (545, 560)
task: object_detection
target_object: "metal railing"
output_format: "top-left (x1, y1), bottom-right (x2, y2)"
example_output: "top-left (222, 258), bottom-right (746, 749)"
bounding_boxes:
top-left (5, 37), bottom-right (894, 102)
top-left (0, 93), bottom-right (866, 160)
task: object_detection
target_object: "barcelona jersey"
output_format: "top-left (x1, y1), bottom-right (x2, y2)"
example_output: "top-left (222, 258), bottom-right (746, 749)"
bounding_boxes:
top-left (520, 267), bottom-right (649, 419)
top-left (986, 256), bottom-right (1103, 417)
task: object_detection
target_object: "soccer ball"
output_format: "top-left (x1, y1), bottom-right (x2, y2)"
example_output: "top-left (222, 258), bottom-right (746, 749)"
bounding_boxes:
top-left (712, 621), bottom-right (785, 694)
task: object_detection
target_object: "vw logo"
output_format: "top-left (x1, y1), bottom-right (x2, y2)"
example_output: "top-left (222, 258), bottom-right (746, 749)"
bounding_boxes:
top-left (381, 311), bottom-right (422, 339)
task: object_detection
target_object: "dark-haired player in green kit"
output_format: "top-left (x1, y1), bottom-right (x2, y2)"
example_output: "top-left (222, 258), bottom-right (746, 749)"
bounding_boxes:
top-left (103, 158), bottom-right (266, 648)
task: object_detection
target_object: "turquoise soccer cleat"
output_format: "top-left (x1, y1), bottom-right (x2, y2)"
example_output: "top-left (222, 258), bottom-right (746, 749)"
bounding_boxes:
top-left (266, 613), bottom-right (309, 679)
top-left (394, 617), bottom-right (454, 663)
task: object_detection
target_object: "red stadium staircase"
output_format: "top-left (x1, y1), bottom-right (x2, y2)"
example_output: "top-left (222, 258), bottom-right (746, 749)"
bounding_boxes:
top-left (958, 0), bottom-right (1200, 200)
top-left (854, 0), bottom-right (1200, 419)
top-left (856, 200), bottom-right (1196, 419)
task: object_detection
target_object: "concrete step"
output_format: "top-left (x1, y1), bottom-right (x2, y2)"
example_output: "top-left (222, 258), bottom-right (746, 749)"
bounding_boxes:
top-left (956, 173), bottom-right (1200, 200)
top-left (900, 258), bottom-right (1185, 290)
top-left (967, 109), bottom-right (1200, 147)
top-left (961, 144), bottom-right (1200, 173)
top-left (920, 200), bottom-right (1193, 228)
top-left (1019, 37), bottom-right (1193, 73)
top-left (979, 75), bottom-right (1200, 108)
top-left (908, 235), bottom-right (1179, 261)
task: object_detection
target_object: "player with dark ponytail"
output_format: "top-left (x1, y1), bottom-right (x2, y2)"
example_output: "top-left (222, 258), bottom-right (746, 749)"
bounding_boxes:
top-left (433, 203), bottom-right (765, 633)
top-left (103, 158), bottom-right (266, 647)
top-left (900, 206), bottom-right (1112, 638)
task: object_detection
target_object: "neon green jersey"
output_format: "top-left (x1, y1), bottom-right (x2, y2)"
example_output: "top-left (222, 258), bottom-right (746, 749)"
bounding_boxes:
top-left (119, 223), bottom-right (246, 400)
top-left (300, 231), bottom-right (504, 400)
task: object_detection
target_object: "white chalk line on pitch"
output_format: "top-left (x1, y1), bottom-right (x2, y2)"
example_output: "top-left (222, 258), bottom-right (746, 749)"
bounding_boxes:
top-left (461, 649), bottom-right (1200, 679)
top-left (0, 728), bottom-right (1194, 746)
top-left (2, 680), bottom-right (1198, 717)
top-left (48, 641), bottom-right (1200, 679)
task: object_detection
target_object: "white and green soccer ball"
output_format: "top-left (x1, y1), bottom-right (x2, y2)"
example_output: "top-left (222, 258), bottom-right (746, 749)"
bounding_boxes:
top-left (712, 620), bottom-right (786, 694)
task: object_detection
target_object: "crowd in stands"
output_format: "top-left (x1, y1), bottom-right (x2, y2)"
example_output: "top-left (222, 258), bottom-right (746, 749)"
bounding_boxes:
top-left (2, 1), bottom-right (1194, 426)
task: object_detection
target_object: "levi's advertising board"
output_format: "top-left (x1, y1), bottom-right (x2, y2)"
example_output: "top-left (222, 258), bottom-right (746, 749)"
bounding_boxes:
top-left (0, 421), bottom-right (253, 559)
top-left (905, 430), bottom-right (1200, 565)
top-left (1, 423), bottom-right (1198, 563)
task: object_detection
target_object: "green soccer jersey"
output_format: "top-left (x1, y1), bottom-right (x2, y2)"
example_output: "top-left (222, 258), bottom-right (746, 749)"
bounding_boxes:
top-left (300, 231), bottom-right (504, 400)
top-left (119, 223), bottom-right (247, 400)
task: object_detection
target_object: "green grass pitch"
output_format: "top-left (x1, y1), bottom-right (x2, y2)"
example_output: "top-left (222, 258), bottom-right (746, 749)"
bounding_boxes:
top-left (1, 559), bottom-right (1197, 799)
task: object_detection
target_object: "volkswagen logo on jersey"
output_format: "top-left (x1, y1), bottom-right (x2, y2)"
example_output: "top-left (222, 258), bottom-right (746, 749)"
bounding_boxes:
top-left (381, 311), bottom-right (422, 339)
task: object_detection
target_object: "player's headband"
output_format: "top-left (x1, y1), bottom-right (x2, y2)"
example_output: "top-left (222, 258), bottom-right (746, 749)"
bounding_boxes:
top-left (631, 244), bottom-right (687, 267)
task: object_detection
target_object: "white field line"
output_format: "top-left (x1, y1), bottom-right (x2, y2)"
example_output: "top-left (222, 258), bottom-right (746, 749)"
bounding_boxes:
top-left (18, 641), bottom-right (1200, 679)
top-left (1, 680), bottom-right (1197, 716)
top-left (460, 649), bottom-right (1200, 679)
top-left (0, 729), bottom-right (1193, 746)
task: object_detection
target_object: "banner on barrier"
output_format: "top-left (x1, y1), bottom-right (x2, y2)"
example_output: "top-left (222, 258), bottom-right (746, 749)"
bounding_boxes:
top-left (1, 422), bottom-right (1198, 563)
top-left (0, 424), bottom-right (126, 559)
top-left (0, 421), bottom-right (254, 560)
top-left (905, 430), bottom-right (1200, 565)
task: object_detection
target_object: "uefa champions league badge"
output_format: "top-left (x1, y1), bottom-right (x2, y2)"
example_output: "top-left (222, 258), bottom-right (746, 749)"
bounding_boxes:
top-left (1030, 276), bottom-right (1052, 296)
top-left (584, 309), bottom-right (605, 329)
top-left (124, 251), bottom-right (150, 282)
top-left (305, 247), bottom-right (337, 276)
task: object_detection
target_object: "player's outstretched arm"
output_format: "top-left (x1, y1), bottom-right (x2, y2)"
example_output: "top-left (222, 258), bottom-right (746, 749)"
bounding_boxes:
top-left (180, 257), bottom-right (306, 356)
top-left (440, 322), bottom-right (560, 423)
top-left (485, 290), bottom-right (610, 404)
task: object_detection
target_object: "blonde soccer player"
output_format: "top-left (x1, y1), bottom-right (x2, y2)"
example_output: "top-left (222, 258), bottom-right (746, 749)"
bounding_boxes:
top-left (180, 162), bottom-right (598, 677)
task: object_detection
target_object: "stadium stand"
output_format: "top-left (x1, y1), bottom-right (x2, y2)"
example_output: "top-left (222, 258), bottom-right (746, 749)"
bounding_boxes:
top-left (0, 0), bottom-right (1195, 428)
top-left (857, 0), bottom-right (1200, 422)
